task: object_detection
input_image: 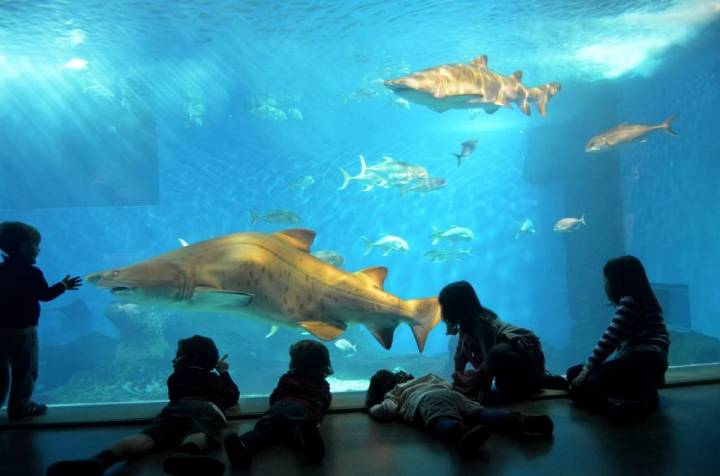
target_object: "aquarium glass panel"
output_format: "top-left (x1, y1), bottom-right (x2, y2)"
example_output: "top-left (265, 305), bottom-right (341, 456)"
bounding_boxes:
top-left (0, 0), bottom-right (718, 404)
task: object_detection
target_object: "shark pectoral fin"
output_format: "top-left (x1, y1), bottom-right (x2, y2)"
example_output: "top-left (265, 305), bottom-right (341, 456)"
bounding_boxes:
top-left (265, 325), bottom-right (280, 338)
top-left (355, 266), bottom-right (388, 289)
top-left (193, 288), bottom-right (254, 307)
top-left (365, 321), bottom-right (399, 350)
top-left (275, 229), bottom-right (316, 252)
top-left (299, 321), bottom-right (346, 340)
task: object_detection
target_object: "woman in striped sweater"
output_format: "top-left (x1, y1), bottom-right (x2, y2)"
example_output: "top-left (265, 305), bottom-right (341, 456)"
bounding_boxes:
top-left (567, 256), bottom-right (670, 423)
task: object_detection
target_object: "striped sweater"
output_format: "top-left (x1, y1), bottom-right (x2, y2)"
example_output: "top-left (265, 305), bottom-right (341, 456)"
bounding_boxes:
top-left (584, 296), bottom-right (670, 371)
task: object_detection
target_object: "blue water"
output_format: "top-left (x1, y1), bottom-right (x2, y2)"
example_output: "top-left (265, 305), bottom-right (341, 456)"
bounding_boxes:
top-left (1, 0), bottom-right (719, 402)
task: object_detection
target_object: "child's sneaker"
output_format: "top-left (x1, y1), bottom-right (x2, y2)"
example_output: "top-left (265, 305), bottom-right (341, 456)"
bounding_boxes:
top-left (298, 420), bottom-right (325, 464)
top-left (456, 425), bottom-right (491, 458)
top-left (224, 433), bottom-right (252, 471)
top-left (162, 454), bottom-right (225, 476)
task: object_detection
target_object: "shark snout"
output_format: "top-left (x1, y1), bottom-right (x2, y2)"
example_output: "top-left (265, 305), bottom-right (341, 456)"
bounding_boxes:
top-left (86, 270), bottom-right (125, 288)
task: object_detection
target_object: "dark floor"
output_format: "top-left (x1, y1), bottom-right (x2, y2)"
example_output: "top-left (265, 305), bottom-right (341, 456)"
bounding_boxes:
top-left (2, 383), bottom-right (719, 476)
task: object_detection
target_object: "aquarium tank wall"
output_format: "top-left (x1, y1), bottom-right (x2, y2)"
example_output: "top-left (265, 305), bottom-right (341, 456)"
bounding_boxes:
top-left (1, 0), bottom-right (719, 404)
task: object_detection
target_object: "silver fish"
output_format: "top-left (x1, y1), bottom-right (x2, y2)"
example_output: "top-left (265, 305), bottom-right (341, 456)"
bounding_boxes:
top-left (515, 219), bottom-right (536, 240)
top-left (334, 338), bottom-right (357, 353)
top-left (586, 116), bottom-right (677, 152)
top-left (452, 139), bottom-right (478, 166)
top-left (311, 250), bottom-right (345, 268)
top-left (407, 177), bottom-right (447, 193)
top-left (553, 215), bottom-right (586, 233)
top-left (289, 175), bottom-right (315, 191)
top-left (340, 155), bottom-right (429, 192)
top-left (249, 210), bottom-right (301, 225)
top-left (424, 249), bottom-right (472, 263)
top-left (362, 235), bottom-right (409, 256)
top-left (430, 226), bottom-right (474, 245)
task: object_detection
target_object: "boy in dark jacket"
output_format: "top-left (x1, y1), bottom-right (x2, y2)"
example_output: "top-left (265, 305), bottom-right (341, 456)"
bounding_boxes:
top-left (0, 221), bottom-right (81, 420)
top-left (224, 340), bottom-right (332, 470)
top-left (47, 335), bottom-right (239, 476)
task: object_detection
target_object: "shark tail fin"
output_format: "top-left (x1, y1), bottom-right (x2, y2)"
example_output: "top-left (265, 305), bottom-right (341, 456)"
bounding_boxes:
top-left (407, 297), bottom-right (441, 353)
top-left (661, 115), bottom-right (678, 136)
top-left (580, 214), bottom-right (586, 225)
top-left (339, 168), bottom-right (352, 190)
top-left (249, 210), bottom-right (259, 225)
top-left (451, 153), bottom-right (462, 166)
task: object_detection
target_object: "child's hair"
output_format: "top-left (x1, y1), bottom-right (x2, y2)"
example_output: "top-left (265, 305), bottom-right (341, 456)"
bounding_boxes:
top-left (177, 335), bottom-right (219, 371)
top-left (603, 256), bottom-right (662, 312)
top-left (0, 221), bottom-right (41, 257)
top-left (366, 370), bottom-right (402, 407)
top-left (289, 339), bottom-right (333, 379)
top-left (438, 280), bottom-right (498, 335)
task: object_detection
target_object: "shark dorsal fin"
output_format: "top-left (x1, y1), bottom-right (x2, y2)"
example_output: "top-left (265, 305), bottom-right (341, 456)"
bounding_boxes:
top-left (512, 70), bottom-right (523, 82)
top-left (470, 55), bottom-right (487, 69)
top-left (275, 229), bottom-right (316, 252)
top-left (299, 321), bottom-right (346, 340)
top-left (356, 266), bottom-right (388, 289)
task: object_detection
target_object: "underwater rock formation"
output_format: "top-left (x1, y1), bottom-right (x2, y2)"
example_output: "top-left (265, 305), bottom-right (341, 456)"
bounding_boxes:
top-left (668, 329), bottom-right (720, 366)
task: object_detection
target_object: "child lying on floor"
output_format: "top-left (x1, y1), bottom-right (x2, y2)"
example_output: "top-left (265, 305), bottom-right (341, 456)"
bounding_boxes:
top-left (366, 370), bottom-right (553, 457)
top-left (47, 335), bottom-right (239, 476)
top-left (224, 340), bottom-right (332, 471)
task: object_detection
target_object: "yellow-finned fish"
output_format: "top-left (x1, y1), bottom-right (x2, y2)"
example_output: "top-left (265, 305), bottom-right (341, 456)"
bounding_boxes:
top-left (586, 116), bottom-right (677, 152)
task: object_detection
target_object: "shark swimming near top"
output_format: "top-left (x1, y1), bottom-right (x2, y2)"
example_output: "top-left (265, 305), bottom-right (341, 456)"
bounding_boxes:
top-left (384, 55), bottom-right (561, 116)
top-left (86, 229), bottom-right (441, 352)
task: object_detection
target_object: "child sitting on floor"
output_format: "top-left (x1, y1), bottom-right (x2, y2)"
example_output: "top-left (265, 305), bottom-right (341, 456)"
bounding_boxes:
top-left (567, 255), bottom-right (670, 425)
top-left (366, 369), bottom-right (553, 458)
top-left (224, 339), bottom-right (332, 470)
top-left (47, 335), bottom-right (239, 476)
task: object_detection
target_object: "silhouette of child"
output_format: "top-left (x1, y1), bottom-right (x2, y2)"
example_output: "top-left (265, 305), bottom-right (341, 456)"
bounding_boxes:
top-left (0, 221), bottom-right (81, 420)
top-left (366, 369), bottom-right (553, 458)
top-left (47, 335), bottom-right (239, 476)
top-left (567, 256), bottom-right (670, 425)
top-left (224, 339), bottom-right (332, 470)
top-left (439, 280), bottom-right (567, 404)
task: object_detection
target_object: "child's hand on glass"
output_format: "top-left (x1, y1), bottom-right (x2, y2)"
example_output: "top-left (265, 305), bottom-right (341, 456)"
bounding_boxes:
top-left (215, 354), bottom-right (229, 373)
top-left (62, 275), bottom-right (82, 290)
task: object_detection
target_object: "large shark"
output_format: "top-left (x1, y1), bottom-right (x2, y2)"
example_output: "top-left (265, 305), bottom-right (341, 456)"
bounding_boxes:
top-left (86, 229), bottom-right (441, 352)
top-left (384, 55), bottom-right (561, 116)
